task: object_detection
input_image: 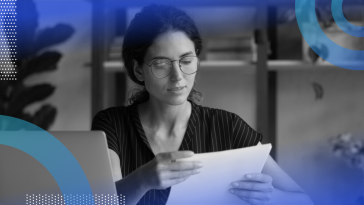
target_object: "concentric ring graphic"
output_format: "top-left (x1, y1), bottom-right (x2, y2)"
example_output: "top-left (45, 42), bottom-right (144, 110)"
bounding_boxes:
top-left (332, 0), bottom-right (364, 37)
top-left (296, 0), bottom-right (364, 70)
top-left (0, 115), bottom-right (95, 205)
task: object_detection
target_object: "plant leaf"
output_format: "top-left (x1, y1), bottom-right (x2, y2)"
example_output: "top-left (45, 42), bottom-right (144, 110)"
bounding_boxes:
top-left (7, 84), bottom-right (55, 116)
top-left (0, 112), bottom-right (32, 131)
top-left (0, 82), bottom-right (9, 102)
top-left (0, 101), bottom-right (5, 115)
top-left (33, 24), bottom-right (75, 53)
top-left (32, 104), bottom-right (57, 130)
top-left (18, 51), bottom-right (62, 80)
top-left (16, 112), bottom-right (35, 130)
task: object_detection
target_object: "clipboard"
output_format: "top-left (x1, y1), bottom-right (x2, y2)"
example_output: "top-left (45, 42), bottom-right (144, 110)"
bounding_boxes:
top-left (167, 143), bottom-right (272, 205)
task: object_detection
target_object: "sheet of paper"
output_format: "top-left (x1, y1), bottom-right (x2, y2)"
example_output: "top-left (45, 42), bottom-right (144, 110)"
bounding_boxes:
top-left (167, 143), bottom-right (272, 205)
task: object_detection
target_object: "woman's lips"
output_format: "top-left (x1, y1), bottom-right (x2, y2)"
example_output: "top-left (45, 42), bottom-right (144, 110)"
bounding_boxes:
top-left (167, 86), bottom-right (186, 92)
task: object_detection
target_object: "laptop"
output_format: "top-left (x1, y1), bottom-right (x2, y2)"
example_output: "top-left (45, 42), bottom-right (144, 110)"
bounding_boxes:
top-left (0, 131), bottom-right (119, 205)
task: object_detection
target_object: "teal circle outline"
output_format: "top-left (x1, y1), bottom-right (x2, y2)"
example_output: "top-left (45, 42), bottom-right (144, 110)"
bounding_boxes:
top-left (332, 0), bottom-right (364, 37)
top-left (295, 0), bottom-right (364, 70)
top-left (0, 115), bottom-right (95, 205)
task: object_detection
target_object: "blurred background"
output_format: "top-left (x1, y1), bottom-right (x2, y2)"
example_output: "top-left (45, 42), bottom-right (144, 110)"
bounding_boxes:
top-left (3, 0), bottom-right (364, 204)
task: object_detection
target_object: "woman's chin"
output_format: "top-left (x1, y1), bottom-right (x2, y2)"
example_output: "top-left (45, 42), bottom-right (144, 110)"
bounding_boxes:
top-left (163, 95), bottom-right (189, 106)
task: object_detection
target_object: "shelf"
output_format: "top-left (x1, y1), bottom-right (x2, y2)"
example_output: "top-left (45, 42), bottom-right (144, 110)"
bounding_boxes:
top-left (103, 60), bottom-right (254, 72)
top-left (267, 60), bottom-right (360, 71)
top-left (103, 60), bottom-right (355, 72)
top-left (104, 61), bottom-right (125, 72)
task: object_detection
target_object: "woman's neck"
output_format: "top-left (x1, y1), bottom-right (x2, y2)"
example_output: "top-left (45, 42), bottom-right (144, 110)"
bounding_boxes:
top-left (138, 98), bottom-right (191, 133)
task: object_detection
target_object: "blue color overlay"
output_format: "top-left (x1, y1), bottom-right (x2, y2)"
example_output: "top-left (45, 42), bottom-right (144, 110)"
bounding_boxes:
top-left (296, 0), bottom-right (364, 70)
top-left (0, 115), bottom-right (95, 205)
top-left (331, 0), bottom-right (364, 37)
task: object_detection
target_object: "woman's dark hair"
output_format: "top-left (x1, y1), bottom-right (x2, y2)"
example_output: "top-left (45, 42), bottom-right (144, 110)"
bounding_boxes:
top-left (122, 4), bottom-right (203, 105)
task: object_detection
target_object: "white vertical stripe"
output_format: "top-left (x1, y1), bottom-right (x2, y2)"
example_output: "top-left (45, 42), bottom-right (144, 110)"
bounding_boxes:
top-left (226, 112), bottom-right (231, 148)
top-left (237, 123), bottom-right (247, 147)
top-left (242, 126), bottom-right (250, 147)
top-left (212, 114), bottom-right (217, 151)
top-left (233, 121), bottom-right (242, 145)
top-left (216, 110), bottom-right (222, 150)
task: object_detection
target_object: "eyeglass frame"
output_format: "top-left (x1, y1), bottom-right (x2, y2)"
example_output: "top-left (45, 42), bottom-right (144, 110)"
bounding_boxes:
top-left (143, 56), bottom-right (200, 79)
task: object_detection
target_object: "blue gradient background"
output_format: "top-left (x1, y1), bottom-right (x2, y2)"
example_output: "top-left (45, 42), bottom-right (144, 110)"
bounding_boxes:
top-left (0, 115), bottom-right (95, 205)
top-left (296, 0), bottom-right (364, 70)
top-left (9, 0), bottom-right (364, 204)
top-left (332, 0), bottom-right (364, 37)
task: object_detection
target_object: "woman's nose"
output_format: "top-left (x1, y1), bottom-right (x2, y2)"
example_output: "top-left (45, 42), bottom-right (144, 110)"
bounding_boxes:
top-left (169, 61), bottom-right (183, 81)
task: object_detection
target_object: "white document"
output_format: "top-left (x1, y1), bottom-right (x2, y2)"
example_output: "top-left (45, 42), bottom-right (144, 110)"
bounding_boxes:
top-left (167, 143), bottom-right (272, 205)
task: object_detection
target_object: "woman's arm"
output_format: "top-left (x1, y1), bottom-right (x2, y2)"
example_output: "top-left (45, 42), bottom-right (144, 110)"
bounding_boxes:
top-left (109, 149), bottom-right (122, 181)
top-left (262, 154), bottom-right (314, 205)
top-left (109, 149), bottom-right (151, 205)
top-left (229, 143), bottom-right (314, 205)
top-left (108, 149), bottom-right (202, 205)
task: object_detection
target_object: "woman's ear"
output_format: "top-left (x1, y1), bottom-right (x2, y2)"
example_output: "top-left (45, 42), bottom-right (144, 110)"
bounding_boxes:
top-left (133, 60), bottom-right (144, 82)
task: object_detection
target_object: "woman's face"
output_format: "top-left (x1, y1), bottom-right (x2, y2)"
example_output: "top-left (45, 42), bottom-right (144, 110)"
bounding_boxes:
top-left (137, 30), bottom-right (197, 106)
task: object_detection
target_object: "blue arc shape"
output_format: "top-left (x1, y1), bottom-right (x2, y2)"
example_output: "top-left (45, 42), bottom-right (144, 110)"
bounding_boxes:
top-left (332, 0), bottom-right (364, 37)
top-left (295, 0), bottom-right (364, 70)
top-left (0, 115), bottom-right (95, 205)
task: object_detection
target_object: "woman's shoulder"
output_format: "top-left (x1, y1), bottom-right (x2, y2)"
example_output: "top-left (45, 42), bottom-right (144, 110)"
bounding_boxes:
top-left (191, 102), bottom-right (262, 148)
top-left (191, 102), bottom-right (244, 125)
top-left (92, 104), bottom-right (135, 122)
top-left (192, 102), bottom-right (240, 119)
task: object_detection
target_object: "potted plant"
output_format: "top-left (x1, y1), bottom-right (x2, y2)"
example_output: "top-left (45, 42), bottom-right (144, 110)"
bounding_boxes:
top-left (0, 0), bottom-right (74, 130)
top-left (330, 133), bottom-right (364, 204)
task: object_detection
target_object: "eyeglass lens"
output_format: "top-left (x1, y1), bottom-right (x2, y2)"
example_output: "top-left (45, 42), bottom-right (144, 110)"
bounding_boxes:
top-left (151, 56), bottom-right (199, 78)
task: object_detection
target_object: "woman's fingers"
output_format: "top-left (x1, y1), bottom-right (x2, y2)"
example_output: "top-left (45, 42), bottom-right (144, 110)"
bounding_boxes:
top-left (155, 169), bottom-right (201, 189)
top-left (156, 169), bottom-right (200, 188)
top-left (244, 173), bottom-right (273, 183)
top-left (155, 151), bottom-right (203, 172)
top-left (156, 151), bottom-right (194, 161)
top-left (168, 169), bottom-right (201, 179)
top-left (144, 151), bottom-right (203, 189)
top-left (156, 165), bottom-right (201, 181)
top-left (153, 161), bottom-right (202, 173)
top-left (168, 161), bottom-right (203, 170)
top-left (229, 174), bottom-right (274, 204)
top-left (231, 181), bottom-right (274, 192)
top-left (153, 177), bottom-right (189, 189)
top-left (163, 177), bottom-right (189, 188)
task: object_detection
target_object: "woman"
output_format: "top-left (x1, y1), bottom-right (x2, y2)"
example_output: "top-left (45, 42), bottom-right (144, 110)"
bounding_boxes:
top-left (92, 4), bottom-right (314, 205)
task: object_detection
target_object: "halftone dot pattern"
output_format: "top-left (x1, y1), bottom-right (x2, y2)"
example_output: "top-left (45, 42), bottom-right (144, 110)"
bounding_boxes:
top-left (0, 0), bottom-right (16, 81)
top-left (25, 194), bottom-right (126, 205)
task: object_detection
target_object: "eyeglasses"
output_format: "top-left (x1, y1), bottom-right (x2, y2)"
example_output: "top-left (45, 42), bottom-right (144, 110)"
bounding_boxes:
top-left (144, 56), bottom-right (199, 79)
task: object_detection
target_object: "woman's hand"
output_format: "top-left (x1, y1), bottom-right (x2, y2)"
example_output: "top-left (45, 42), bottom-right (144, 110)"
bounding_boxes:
top-left (135, 151), bottom-right (203, 190)
top-left (229, 173), bottom-right (274, 205)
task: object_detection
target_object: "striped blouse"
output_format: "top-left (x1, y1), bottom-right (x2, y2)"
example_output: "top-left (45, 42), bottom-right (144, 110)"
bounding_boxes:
top-left (91, 100), bottom-right (263, 205)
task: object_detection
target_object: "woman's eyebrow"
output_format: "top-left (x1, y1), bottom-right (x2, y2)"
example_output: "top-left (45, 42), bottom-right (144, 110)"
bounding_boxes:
top-left (180, 51), bottom-right (194, 57)
top-left (151, 51), bottom-right (194, 60)
top-left (151, 56), bottom-right (169, 60)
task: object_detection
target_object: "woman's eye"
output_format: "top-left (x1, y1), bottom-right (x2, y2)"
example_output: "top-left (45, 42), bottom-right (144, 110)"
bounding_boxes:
top-left (181, 60), bottom-right (192, 65)
top-left (153, 60), bottom-right (168, 66)
top-left (181, 57), bottom-right (195, 65)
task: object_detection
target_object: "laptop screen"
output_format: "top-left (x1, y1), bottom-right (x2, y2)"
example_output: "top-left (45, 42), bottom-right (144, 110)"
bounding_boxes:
top-left (0, 131), bottom-right (118, 205)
